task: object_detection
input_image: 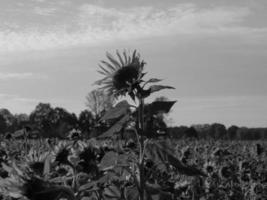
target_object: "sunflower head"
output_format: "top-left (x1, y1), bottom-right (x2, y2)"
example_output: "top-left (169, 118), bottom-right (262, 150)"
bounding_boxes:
top-left (52, 141), bottom-right (72, 167)
top-left (204, 161), bottom-right (216, 174)
top-left (219, 165), bottom-right (235, 179)
top-left (25, 148), bottom-right (49, 176)
top-left (95, 50), bottom-right (145, 99)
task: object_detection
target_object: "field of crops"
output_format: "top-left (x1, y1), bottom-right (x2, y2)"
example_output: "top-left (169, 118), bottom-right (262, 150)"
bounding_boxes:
top-left (0, 138), bottom-right (266, 200)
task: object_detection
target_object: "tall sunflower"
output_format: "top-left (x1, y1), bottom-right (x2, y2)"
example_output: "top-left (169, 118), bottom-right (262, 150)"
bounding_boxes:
top-left (95, 50), bottom-right (146, 100)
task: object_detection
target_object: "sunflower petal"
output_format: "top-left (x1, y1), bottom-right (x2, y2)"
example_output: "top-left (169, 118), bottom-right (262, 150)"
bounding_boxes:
top-left (101, 60), bottom-right (117, 71)
top-left (123, 50), bottom-right (129, 65)
top-left (132, 50), bottom-right (137, 63)
top-left (106, 52), bottom-right (122, 68)
top-left (98, 64), bottom-right (112, 75)
top-left (116, 50), bottom-right (125, 66)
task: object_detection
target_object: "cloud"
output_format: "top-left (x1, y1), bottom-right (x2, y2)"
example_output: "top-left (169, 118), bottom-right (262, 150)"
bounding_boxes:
top-left (0, 3), bottom-right (266, 53)
top-left (0, 72), bottom-right (46, 80)
top-left (33, 7), bottom-right (57, 16)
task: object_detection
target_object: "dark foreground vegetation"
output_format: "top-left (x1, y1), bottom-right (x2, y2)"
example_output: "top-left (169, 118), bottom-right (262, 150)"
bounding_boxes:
top-left (0, 138), bottom-right (267, 200)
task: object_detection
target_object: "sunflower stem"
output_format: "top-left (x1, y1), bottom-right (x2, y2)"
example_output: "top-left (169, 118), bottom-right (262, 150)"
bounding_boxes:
top-left (138, 97), bottom-right (145, 200)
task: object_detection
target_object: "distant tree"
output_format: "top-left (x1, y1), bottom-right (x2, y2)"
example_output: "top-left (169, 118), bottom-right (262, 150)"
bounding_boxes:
top-left (167, 126), bottom-right (198, 139)
top-left (185, 127), bottom-right (198, 139)
top-left (30, 103), bottom-right (54, 134)
top-left (192, 124), bottom-right (211, 139)
top-left (227, 125), bottom-right (239, 140)
top-left (210, 123), bottom-right (227, 139)
top-left (78, 110), bottom-right (95, 138)
top-left (85, 89), bottom-right (115, 119)
top-left (30, 103), bottom-right (77, 138)
top-left (0, 108), bottom-right (14, 129)
top-left (10, 113), bottom-right (29, 132)
top-left (50, 107), bottom-right (78, 138)
top-left (0, 115), bottom-right (7, 134)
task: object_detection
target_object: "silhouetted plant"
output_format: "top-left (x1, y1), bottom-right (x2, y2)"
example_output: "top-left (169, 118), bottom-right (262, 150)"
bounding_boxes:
top-left (95, 50), bottom-right (206, 200)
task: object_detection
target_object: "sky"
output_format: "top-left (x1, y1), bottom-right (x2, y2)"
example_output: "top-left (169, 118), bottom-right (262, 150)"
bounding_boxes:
top-left (0, 0), bottom-right (267, 127)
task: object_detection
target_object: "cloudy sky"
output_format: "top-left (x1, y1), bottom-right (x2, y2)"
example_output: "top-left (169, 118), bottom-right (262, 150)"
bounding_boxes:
top-left (0, 0), bottom-right (267, 127)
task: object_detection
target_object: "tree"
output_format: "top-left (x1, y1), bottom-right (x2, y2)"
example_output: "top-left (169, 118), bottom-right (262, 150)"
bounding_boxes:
top-left (0, 108), bottom-right (14, 130)
top-left (85, 89), bottom-right (115, 119)
top-left (210, 123), bottom-right (227, 139)
top-left (78, 110), bottom-right (95, 138)
top-left (30, 103), bottom-right (54, 134)
top-left (227, 125), bottom-right (239, 140)
top-left (0, 115), bottom-right (7, 134)
top-left (30, 103), bottom-right (77, 138)
top-left (10, 113), bottom-right (29, 132)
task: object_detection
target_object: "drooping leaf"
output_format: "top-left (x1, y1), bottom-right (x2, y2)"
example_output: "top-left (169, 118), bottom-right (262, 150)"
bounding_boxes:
top-left (98, 114), bottom-right (130, 138)
top-left (149, 85), bottom-right (175, 94)
top-left (145, 140), bottom-right (206, 176)
top-left (146, 101), bottom-right (176, 115)
top-left (101, 100), bottom-right (130, 121)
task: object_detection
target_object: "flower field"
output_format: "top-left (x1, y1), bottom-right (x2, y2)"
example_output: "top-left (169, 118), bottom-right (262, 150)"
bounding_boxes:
top-left (0, 138), bottom-right (266, 200)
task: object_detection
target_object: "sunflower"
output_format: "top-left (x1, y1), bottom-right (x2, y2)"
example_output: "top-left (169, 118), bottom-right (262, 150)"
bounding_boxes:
top-left (203, 161), bottom-right (216, 174)
top-left (24, 148), bottom-right (49, 176)
top-left (52, 141), bottom-right (73, 168)
top-left (95, 50), bottom-right (146, 99)
top-left (219, 165), bottom-right (234, 179)
top-left (0, 162), bottom-right (75, 200)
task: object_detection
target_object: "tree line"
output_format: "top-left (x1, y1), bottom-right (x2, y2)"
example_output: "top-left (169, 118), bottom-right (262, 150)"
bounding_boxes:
top-left (168, 123), bottom-right (267, 140)
top-left (0, 89), bottom-right (266, 140)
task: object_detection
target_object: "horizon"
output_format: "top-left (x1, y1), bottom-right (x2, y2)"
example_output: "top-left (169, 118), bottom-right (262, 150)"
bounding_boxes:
top-left (1, 0), bottom-right (267, 128)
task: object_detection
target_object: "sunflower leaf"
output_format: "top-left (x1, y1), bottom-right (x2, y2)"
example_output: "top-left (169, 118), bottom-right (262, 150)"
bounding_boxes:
top-left (145, 78), bottom-right (162, 84)
top-left (145, 101), bottom-right (176, 115)
top-left (145, 139), bottom-right (206, 176)
top-left (149, 85), bottom-right (175, 94)
top-left (98, 114), bottom-right (130, 138)
top-left (101, 100), bottom-right (130, 121)
top-left (99, 151), bottom-right (118, 171)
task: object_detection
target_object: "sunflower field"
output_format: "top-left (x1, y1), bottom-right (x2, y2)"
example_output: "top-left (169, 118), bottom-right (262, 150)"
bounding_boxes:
top-left (0, 138), bottom-right (266, 200)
